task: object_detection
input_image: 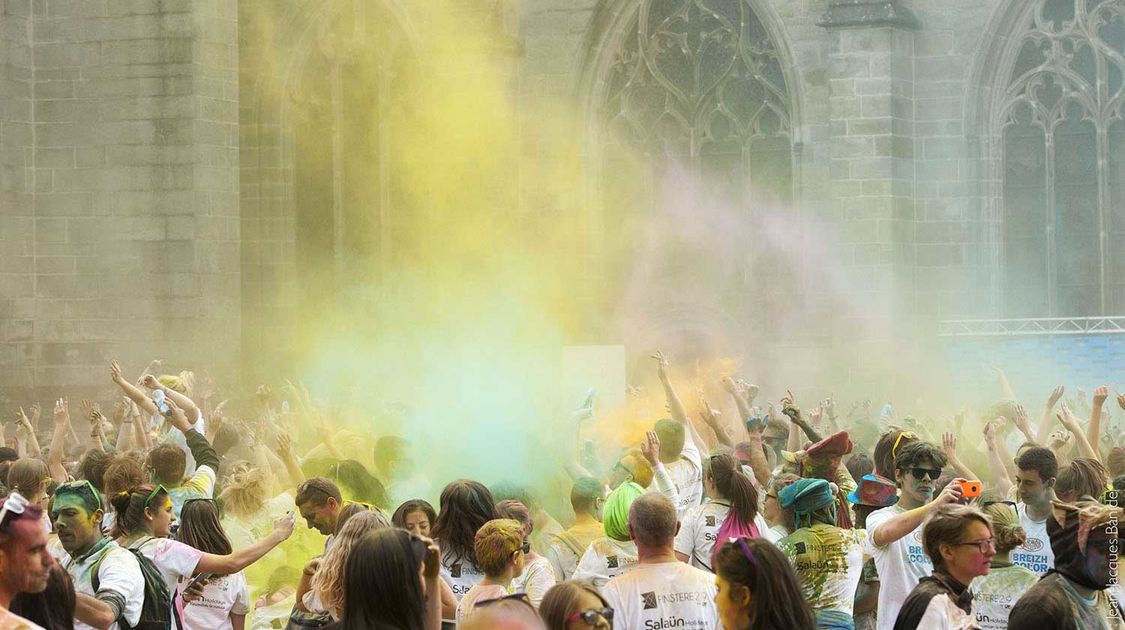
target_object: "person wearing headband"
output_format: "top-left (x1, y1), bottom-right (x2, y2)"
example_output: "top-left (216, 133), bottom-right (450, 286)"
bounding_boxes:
top-left (713, 535), bottom-right (815, 630)
top-left (50, 480), bottom-right (145, 630)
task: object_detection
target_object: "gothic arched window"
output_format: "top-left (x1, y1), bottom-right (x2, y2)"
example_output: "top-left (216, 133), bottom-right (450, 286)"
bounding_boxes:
top-left (591, 0), bottom-right (796, 351)
top-left (599, 0), bottom-right (793, 204)
top-left (1001, 0), bottom-right (1125, 317)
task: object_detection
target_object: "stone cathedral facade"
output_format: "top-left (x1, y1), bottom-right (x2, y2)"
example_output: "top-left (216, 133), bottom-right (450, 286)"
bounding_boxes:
top-left (1, 0), bottom-right (1123, 401)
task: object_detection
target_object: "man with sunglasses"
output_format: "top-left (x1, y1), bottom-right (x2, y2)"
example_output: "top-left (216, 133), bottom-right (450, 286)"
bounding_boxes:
top-left (49, 481), bottom-right (144, 630)
top-left (866, 440), bottom-right (966, 630)
top-left (0, 493), bottom-right (53, 629)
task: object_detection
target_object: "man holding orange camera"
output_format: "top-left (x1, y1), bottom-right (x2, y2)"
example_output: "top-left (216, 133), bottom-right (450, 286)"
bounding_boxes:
top-left (866, 441), bottom-right (970, 630)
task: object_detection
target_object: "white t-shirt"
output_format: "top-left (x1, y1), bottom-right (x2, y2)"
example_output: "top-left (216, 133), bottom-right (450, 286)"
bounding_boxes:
top-left (664, 439), bottom-right (703, 517)
top-left (969, 562), bottom-right (1039, 630)
top-left (179, 571), bottom-right (250, 630)
top-left (510, 556), bottom-right (556, 608)
top-left (601, 561), bottom-right (718, 630)
top-left (673, 500), bottom-right (771, 571)
top-left (868, 504), bottom-right (933, 630)
top-left (52, 538), bottom-right (144, 630)
top-left (1013, 503), bottom-right (1055, 576)
top-left (572, 537), bottom-right (638, 588)
top-left (132, 537), bottom-right (205, 626)
top-left (777, 524), bottom-right (876, 618)
top-left (439, 548), bottom-right (486, 601)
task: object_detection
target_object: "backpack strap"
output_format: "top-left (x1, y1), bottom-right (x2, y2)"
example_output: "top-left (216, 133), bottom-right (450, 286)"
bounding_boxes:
top-left (551, 531), bottom-right (584, 557)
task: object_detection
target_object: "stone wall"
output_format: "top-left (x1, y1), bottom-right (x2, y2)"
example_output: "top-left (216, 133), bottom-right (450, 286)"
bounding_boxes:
top-left (0, 0), bottom-right (34, 400)
top-left (0, 0), bottom-right (240, 405)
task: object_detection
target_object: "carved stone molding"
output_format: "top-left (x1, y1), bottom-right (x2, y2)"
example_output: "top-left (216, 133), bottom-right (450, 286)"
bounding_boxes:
top-left (817, 0), bottom-right (921, 30)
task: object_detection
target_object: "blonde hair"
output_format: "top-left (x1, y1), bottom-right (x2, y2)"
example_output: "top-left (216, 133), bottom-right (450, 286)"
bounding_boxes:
top-left (474, 519), bottom-right (524, 577)
top-left (217, 463), bottom-right (269, 519)
top-left (157, 370), bottom-right (194, 394)
top-left (311, 511), bottom-right (390, 617)
top-left (982, 502), bottom-right (1026, 554)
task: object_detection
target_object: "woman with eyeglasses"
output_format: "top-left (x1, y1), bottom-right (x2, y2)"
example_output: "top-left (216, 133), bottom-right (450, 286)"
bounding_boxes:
top-left (539, 581), bottom-right (612, 630)
top-left (456, 519), bottom-right (527, 627)
top-left (325, 527), bottom-right (443, 630)
top-left (109, 483), bottom-right (294, 622)
top-left (176, 498), bottom-right (250, 630)
top-left (713, 536), bottom-right (816, 630)
top-left (967, 500), bottom-right (1038, 630)
top-left (893, 504), bottom-right (995, 630)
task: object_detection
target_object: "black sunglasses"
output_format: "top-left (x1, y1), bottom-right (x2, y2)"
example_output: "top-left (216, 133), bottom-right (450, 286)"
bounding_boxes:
top-left (567, 607), bottom-right (614, 626)
top-left (909, 467), bottom-right (942, 481)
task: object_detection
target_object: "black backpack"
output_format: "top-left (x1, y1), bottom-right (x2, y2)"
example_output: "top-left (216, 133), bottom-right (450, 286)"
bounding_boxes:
top-left (91, 539), bottom-right (174, 630)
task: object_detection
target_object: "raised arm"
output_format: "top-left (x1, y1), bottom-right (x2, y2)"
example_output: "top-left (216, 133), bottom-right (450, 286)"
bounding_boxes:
top-left (871, 481), bottom-right (965, 547)
top-left (110, 361), bottom-right (159, 416)
top-left (941, 432), bottom-right (980, 482)
top-left (15, 407), bottom-right (41, 457)
top-left (1036, 385), bottom-right (1065, 449)
top-left (640, 431), bottom-right (681, 506)
top-left (1058, 404), bottom-right (1100, 462)
top-left (722, 376), bottom-right (754, 422)
top-left (1088, 385), bottom-right (1109, 460)
top-left (698, 392), bottom-right (733, 448)
top-left (47, 398), bottom-right (70, 483)
top-left (276, 433), bottom-right (306, 487)
top-left (738, 417), bottom-right (773, 487)
top-left (653, 351), bottom-right (707, 448)
top-left (195, 513), bottom-right (295, 575)
top-left (1012, 403), bottom-right (1038, 445)
top-left (142, 374), bottom-right (201, 424)
top-left (983, 420), bottom-right (1013, 496)
top-left (653, 351), bottom-right (689, 424)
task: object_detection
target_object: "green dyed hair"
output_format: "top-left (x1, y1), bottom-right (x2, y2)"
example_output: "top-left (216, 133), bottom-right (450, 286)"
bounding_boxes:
top-left (603, 481), bottom-right (644, 542)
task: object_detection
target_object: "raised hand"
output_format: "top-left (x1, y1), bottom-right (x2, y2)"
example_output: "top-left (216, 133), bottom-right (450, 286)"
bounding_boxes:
top-left (141, 374), bottom-right (160, 390)
top-left (1118, 393), bottom-right (1125, 411)
top-left (1057, 404), bottom-right (1082, 432)
top-left (277, 433), bottom-right (292, 457)
top-left (53, 398), bottom-right (69, 426)
top-left (651, 351), bottom-right (670, 381)
top-left (110, 360), bottom-right (126, 385)
top-left (1093, 385), bottom-right (1109, 409)
top-left (809, 405), bottom-right (824, 427)
top-left (721, 376), bottom-right (738, 394)
top-left (15, 407), bottom-right (32, 431)
top-left (1047, 385), bottom-right (1065, 409)
top-left (935, 477), bottom-right (967, 505)
top-left (28, 403), bottom-right (40, 426)
top-left (273, 511), bottom-right (296, 540)
top-left (79, 399), bottom-right (99, 420)
top-left (942, 432), bottom-right (959, 461)
top-left (1048, 429), bottom-right (1072, 450)
top-left (639, 430), bottom-right (661, 467)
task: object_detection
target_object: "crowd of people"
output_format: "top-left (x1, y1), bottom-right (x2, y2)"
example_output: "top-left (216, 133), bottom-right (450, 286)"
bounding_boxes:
top-left (0, 354), bottom-right (1122, 630)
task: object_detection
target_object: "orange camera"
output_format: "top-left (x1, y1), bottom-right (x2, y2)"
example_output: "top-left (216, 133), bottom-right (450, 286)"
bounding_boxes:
top-left (956, 480), bottom-right (982, 498)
